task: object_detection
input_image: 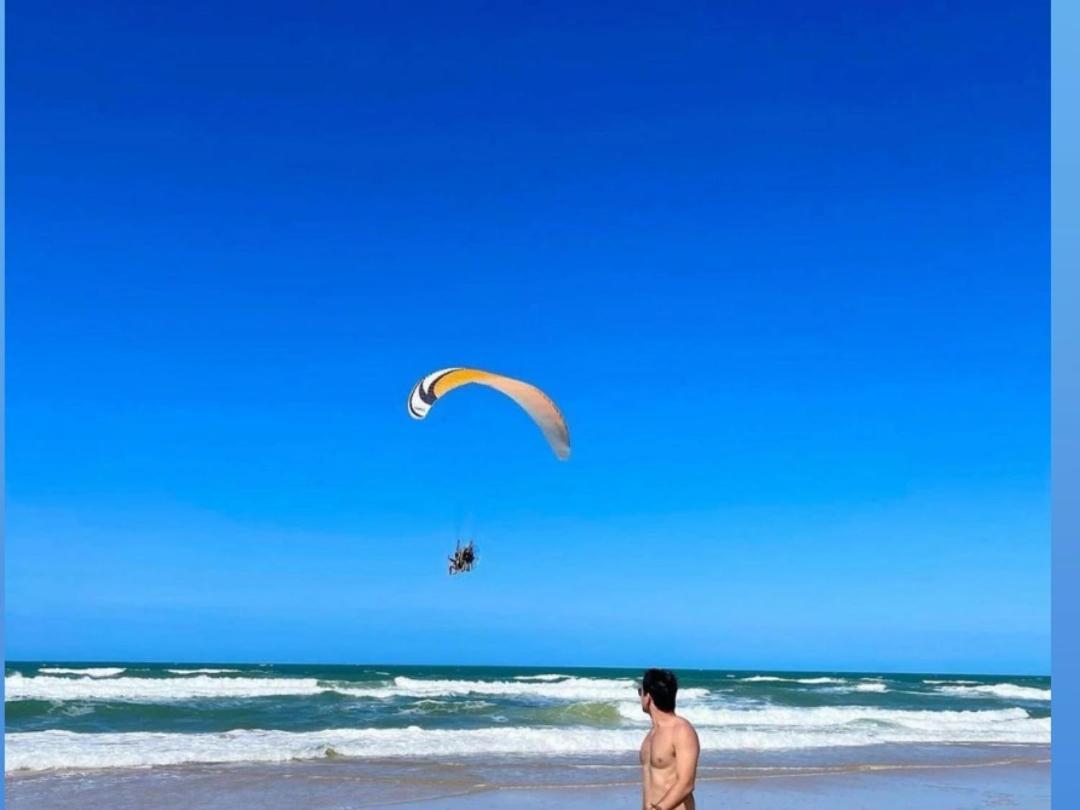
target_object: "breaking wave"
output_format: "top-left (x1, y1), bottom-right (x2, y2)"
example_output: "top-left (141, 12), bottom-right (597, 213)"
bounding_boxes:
top-left (934, 684), bottom-right (1051, 702)
top-left (6, 709), bottom-right (1050, 773)
top-left (5, 673), bottom-right (703, 704)
top-left (737, 676), bottom-right (848, 685)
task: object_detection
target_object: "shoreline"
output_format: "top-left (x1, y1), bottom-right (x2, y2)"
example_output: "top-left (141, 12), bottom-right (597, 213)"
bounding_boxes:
top-left (6, 744), bottom-right (1050, 809)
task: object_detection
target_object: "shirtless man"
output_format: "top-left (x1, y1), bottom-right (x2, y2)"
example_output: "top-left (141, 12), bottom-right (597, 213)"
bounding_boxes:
top-left (638, 668), bottom-right (700, 810)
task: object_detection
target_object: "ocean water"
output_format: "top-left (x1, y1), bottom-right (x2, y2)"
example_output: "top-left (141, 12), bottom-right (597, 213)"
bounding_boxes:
top-left (3, 663), bottom-right (1050, 774)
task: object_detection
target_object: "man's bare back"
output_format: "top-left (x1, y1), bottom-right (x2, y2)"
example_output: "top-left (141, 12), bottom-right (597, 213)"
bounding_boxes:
top-left (637, 669), bottom-right (700, 810)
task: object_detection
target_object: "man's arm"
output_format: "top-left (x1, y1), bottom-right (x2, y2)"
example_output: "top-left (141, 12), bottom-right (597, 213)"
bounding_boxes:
top-left (650, 723), bottom-right (700, 810)
top-left (640, 744), bottom-right (650, 810)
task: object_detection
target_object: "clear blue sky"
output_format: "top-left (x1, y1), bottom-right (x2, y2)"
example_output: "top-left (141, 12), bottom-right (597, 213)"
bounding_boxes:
top-left (6, 1), bottom-right (1048, 673)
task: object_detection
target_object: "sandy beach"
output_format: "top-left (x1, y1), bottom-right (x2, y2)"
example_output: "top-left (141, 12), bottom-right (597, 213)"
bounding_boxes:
top-left (6, 745), bottom-right (1049, 809)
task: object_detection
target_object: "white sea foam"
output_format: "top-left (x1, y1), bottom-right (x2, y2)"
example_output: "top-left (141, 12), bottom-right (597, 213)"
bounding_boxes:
top-left (820, 683), bottom-right (889, 695)
top-left (397, 699), bottom-right (496, 715)
top-left (5, 674), bottom-right (327, 702)
top-left (924, 679), bottom-right (980, 685)
top-left (852, 682), bottom-right (889, 693)
top-left (737, 676), bottom-right (787, 683)
top-left (513, 674), bottom-right (568, 682)
top-left (37, 668), bottom-right (126, 678)
top-left (935, 683), bottom-right (1051, 702)
top-left (621, 702), bottom-right (1044, 734)
top-left (338, 676), bottom-right (710, 703)
top-left (59, 705), bottom-right (95, 718)
top-left (4, 673), bottom-right (705, 704)
top-left (5, 709), bottom-right (1050, 773)
top-left (8, 670), bottom-right (1051, 708)
top-left (737, 676), bottom-right (847, 685)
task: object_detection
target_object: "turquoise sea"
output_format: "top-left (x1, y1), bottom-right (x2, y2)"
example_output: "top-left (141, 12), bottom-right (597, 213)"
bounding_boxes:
top-left (4, 663), bottom-right (1050, 772)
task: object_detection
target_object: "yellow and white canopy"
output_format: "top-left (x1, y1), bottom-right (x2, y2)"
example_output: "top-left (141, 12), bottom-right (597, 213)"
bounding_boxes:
top-left (408, 367), bottom-right (571, 460)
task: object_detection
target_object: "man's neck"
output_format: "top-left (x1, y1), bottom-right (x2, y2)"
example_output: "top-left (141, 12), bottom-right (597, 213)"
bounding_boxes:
top-left (648, 707), bottom-right (676, 726)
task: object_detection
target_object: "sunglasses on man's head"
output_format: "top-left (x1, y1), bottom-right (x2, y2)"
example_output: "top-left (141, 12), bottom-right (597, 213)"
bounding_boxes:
top-left (636, 685), bottom-right (644, 696)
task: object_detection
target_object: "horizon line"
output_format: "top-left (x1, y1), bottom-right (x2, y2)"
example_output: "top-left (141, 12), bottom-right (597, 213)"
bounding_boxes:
top-left (3, 658), bottom-right (1051, 679)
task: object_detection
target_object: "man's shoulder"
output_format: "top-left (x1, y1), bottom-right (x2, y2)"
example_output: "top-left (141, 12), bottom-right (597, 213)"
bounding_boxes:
top-left (673, 715), bottom-right (700, 738)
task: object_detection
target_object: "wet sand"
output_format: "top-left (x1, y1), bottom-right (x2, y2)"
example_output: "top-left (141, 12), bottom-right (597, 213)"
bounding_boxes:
top-left (6, 745), bottom-right (1049, 809)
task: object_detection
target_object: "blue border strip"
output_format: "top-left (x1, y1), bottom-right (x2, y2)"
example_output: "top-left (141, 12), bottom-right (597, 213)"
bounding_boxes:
top-left (1052, 0), bottom-right (1077, 805)
top-left (1, 0), bottom-right (8, 789)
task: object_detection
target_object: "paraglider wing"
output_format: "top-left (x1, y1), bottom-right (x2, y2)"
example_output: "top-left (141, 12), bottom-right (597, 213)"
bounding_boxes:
top-left (408, 367), bottom-right (571, 460)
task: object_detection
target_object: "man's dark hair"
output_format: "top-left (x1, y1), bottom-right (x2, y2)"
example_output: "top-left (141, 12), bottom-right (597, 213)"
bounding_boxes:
top-left (642, 668), bottom-right (678, 712)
